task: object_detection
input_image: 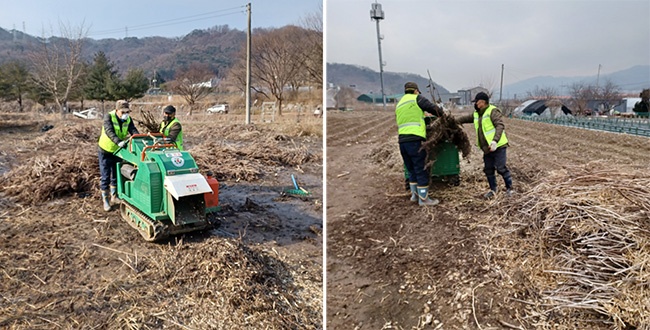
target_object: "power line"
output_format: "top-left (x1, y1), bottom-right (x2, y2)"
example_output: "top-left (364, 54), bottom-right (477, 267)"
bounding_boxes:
top-left (88, 6), bottom-right (245, 37)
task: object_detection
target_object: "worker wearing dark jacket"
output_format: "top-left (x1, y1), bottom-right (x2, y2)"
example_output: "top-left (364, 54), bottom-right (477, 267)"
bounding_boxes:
top-left (457, 92), bottom-right (513, 198)
top-left (633, 90), bottom-right (649, 113)
top-left (97, 100), bottom-right (139, 211)
top-left (159, 105), bottom-right (183, 150)
top-left (396, 82), bottom-right (444, 206)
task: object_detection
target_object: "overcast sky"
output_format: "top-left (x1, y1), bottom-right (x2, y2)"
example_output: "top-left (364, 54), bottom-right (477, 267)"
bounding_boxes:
top-left (326, 0), bottom-right (650, 92)
top-left (0, 0), bottom-right (321, 39)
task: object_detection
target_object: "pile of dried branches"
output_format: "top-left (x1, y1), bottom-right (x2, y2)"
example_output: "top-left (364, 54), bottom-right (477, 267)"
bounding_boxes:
top-left (0, 120), bottom-right (40, 130)
top-left (0, 148), bottom-right (98, 205)
top-left (0, 113), bottom-right (40, 129)
top-left (190, 123), bottom-right (262, 141)
top-left (33, 122), bottom-right (98, 146)
top-left (192, 139), bottom-right (319, 182)
top-left (0, 235), bottom-right (321, 329)
top-left (494, 164), bottom-right (650, 328)
top-left (192, 142), bottom-right (264, 181)
top-left (0, 123), bottom-right (101, 204)
top-left (0, 119), bottom-right (320, 202)
top-left (422, 115), bottom-right (471, 168)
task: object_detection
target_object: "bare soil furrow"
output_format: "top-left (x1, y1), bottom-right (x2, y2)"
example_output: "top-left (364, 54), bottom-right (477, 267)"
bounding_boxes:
top-left (326, 109), bottom-right (649, 329)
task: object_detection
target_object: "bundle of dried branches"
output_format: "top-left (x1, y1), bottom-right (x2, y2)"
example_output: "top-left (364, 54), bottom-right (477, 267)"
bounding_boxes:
top-left (132, 109), bottom-right (160, 133)
top-left (422, 115), bottom-right (471, 168)
top-left (492, 163), bottom-right (650, 329)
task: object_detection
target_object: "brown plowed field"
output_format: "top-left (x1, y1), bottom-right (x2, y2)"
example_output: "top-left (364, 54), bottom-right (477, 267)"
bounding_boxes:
top-left (326, 108), bottom-right (650, 329)
top-left (0, 111), bottom-right (323, 329)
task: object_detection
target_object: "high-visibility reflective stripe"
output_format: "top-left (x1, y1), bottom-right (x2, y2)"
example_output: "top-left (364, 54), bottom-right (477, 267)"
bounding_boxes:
top-left (398, 122), bottom-right (421, 129)
top-left (98, 111), bottom-right (131, 153)
top-left (395, 94), bottom-right (426, 138)
top-left (473, 105), bottom-right (508, 148)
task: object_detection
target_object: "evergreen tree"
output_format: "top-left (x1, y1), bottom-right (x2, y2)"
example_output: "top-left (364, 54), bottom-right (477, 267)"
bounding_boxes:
top-left (108, 68), bottom-right (149, 101)
top-left (0, 61), bottom-right (32, 112)
top-left (26, 82), bottom-right (54, 106)
top-left (84, 51), bottom-right (117, 113)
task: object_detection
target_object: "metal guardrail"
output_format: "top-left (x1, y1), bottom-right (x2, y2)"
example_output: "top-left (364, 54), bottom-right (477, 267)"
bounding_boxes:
top-left (517, 116), bottom-right (650, 138)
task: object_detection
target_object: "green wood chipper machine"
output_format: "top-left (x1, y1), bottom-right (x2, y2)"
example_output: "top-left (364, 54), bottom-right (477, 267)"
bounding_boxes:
top-left (114, 133), bottom-right (220, 241)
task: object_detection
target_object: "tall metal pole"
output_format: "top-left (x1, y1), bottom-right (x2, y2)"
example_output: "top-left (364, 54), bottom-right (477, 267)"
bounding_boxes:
top-left (370, 2), bottom-right (386, 110)
top-left (376, 20), bottom-right (386, 110)
top-left (245, 3), bottom-right (252, 124)
top-left (499, 64), bottom-right (504, 103)
top-left (596, 64), bottom-right (602, 89)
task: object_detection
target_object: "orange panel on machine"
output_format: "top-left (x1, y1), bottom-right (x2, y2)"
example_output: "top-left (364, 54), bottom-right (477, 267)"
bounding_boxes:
top-left (204, 173), bottom-right (219, 208)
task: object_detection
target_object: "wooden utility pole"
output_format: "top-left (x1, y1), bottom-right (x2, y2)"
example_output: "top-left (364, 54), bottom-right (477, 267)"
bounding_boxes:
top-left (245, 3), bottom-right (252, 124)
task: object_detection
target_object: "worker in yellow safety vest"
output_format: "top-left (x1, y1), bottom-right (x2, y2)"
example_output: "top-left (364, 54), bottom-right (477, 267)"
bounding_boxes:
top-left (396, 82), bottom-right (444, 206)
top-left (158, 105), bottom-right (183, 150)
top-left (97, 100), bottom-right (140, 211)
top-left (457, 92), bottom-right (513, 199)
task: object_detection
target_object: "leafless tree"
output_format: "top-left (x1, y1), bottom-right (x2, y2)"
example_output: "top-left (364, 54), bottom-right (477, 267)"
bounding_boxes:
top-left (568, 80), bottom-right (622, 116)
top-left (171, 63), bottom-right (216, 115)
top-left (598, 78), bottom-right (622, 109)
top-left (253, 26), bottom-right (307, 116)
top-left (472, 76), bottom-right (498, 97)
top-left (526, 86), bottom-right (558, 100)
top-left (28, 22), bottom-right (88, 115)
top-left (568, 82), bottom-right (596, 116)
top-left (231, 26), bottom-right (306, 116)
top-left (299, 6), bottom-right (323, 88)
top-left (227, 24), bottom-right (322, 115)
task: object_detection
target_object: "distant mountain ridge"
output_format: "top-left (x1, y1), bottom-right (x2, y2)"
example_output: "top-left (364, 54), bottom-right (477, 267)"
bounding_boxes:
top-left (502, 65), bottom-right (650, 98)
top-left (0, 26), bottom-right (246, 82)
top-left (326, 63), bottom-right (450, 96)
top-left (328, 62), bottom-right (649, 99)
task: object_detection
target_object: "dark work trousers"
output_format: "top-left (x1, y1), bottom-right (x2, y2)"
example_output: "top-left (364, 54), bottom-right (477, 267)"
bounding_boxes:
top-left (483, 147), bottom-right (512, 191)
top-left (400, 140), bottom-right (429, 187)
top-left (98, 149), bottom-right (120, 191)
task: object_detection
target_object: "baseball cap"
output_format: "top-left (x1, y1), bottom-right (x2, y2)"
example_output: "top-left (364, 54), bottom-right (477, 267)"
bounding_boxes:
top-left (116, 100), bottom-right (130, 109)
top-left (404, 82), bottom-right (419, 93)
top-left (163, 105), bottom-right (176, 114)
top-left (471, 92), bottom-right (489, 103)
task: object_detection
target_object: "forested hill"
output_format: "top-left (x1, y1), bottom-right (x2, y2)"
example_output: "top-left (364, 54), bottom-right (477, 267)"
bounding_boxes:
top-left (326, 62), bottom-right (450, 96)
top-left (0, 25), bottom-right (246, 81)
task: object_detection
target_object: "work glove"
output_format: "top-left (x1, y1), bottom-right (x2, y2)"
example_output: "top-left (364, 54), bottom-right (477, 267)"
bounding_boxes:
top-left (489, 141), bottom-right (497, 152)
top-left (118, 140), bottom-right (128, 148)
